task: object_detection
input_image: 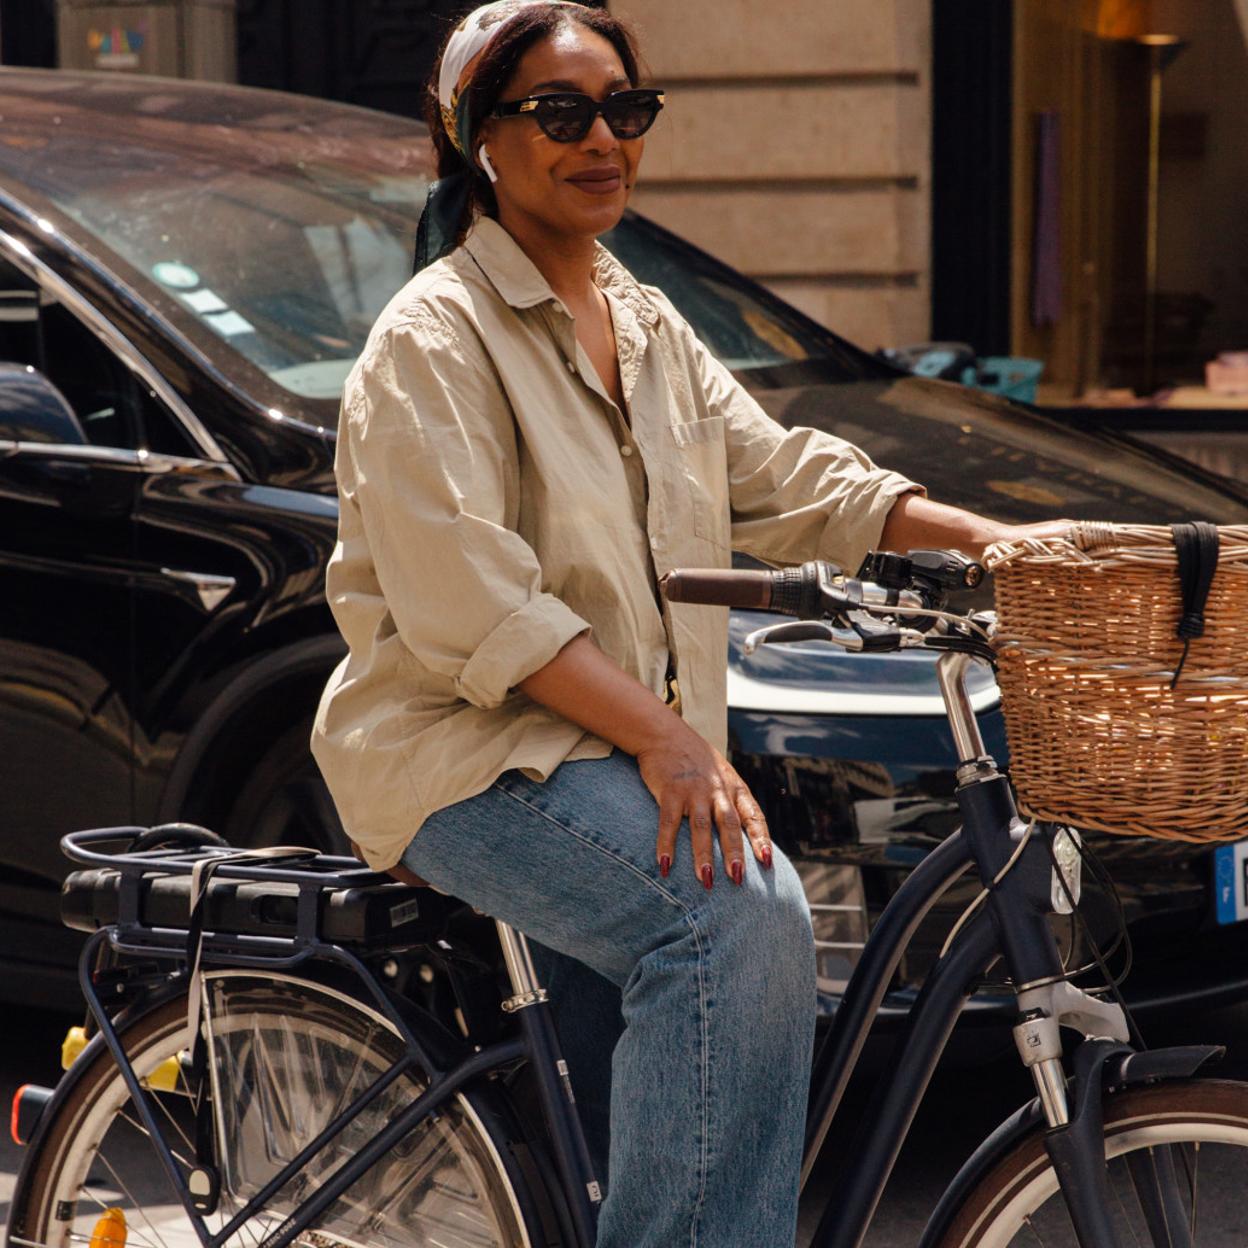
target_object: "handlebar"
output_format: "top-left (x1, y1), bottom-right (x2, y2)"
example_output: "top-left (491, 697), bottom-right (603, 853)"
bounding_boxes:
top-left (660, 563), bottom-right (828, 615)
top-left (661, 550), bottom-right (983, 616)
top-left (660, 550), bottom-right (994, 660)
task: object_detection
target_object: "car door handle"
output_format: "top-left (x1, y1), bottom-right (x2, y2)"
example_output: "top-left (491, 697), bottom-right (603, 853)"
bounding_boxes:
top-left (160, 568), bottom-right (236, 612)
top-left (40, 460), bottom-right (92, 487)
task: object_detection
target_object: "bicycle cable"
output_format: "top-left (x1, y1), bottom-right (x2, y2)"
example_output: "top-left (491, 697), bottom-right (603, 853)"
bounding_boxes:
top-left (1066, 835), bottom-right (1134, 990)
top-left (937, 820), bottom-right (1037, 961)
top-left (1042, 829), bottom-right (1133, 989)
top-left (1046, 829), bottom-right (1147, 1051)
top-left (874, 601), bottom-right (994, 641)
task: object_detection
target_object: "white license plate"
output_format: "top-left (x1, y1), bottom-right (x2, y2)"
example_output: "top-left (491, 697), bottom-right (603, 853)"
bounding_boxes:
top-left (1214, 841), bottom-right (1248, 925)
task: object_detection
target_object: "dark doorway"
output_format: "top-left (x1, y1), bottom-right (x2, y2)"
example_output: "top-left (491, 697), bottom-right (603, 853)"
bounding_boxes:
top-left (237, 0), bottom-right (605, 121)
top-left (1, 2), bottom-right (602, 122)
top-left (1, 0), bottom-right (58, 68)
top-left (930, 0), bottom-right (1013, 356)
top-left (236, 0), bottom-right (462, 119)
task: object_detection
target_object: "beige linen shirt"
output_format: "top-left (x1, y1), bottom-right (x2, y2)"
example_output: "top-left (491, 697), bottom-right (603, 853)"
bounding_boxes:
top-left (312, 217), bottom-right (921, 870)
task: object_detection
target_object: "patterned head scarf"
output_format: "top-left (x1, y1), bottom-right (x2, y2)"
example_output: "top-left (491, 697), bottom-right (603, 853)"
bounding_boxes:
top-left (415, 0), bottom-right (581, 271)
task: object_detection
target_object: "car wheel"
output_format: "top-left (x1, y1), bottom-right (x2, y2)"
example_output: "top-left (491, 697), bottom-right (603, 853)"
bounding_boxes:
top-left (223, 716), bottom-right (348, 854)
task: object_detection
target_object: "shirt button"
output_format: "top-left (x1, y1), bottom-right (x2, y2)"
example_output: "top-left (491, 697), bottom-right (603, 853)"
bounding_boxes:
top-left (565, 359), bottom-right (577, 373)
top-left (650, 536), bottom-right (659, 550)
top-left (620, 445), bottom-right (634, 457)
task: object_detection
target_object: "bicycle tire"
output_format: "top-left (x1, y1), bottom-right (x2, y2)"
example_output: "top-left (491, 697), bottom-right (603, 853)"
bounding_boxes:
top-left (9, 972), bottom-right (557, 1248)
top-left (933, 1077), bottom-right (1248, 1246)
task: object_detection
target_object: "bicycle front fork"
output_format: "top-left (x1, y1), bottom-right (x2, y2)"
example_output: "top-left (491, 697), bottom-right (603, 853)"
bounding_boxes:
top-left (939, 651), bottom-right (1153, 1247)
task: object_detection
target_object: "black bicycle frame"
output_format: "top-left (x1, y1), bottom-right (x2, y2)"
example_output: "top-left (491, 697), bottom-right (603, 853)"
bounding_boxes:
top-left (795, 648), bottom-right (1140, 1247)
top-left (63, 637), bottom-right (1153, 1248)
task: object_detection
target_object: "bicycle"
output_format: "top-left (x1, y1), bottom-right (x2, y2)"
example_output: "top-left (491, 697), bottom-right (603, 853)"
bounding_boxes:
top-left (10, 548), bottom-right (1248, 1248)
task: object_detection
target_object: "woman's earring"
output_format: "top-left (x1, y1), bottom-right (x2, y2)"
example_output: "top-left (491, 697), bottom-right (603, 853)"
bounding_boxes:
top-left (478, 145), bottom-right (499, 184)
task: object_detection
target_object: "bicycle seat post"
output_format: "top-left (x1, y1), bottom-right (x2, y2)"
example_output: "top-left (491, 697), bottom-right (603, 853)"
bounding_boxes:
top-left (495, 920), bottom-right (550, 1013)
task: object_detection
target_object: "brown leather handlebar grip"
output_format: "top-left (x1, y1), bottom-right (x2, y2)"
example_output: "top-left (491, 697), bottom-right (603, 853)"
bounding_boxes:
top-left (660, 568), bottom-right (774, 609)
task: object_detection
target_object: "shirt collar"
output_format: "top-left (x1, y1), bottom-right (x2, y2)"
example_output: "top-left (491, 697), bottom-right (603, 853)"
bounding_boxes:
top-left (462, 217), bottom-right (660, 328)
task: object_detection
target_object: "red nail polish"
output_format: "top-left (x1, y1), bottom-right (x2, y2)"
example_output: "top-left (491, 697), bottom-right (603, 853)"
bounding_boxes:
top-left (700, 863), bottom-right (713, 890)
top-left (762, 844), bottom-right (773, 870)
top-left (659, 853), bottom-right (671, 877)
top-left (731, 859), bottom-right (744, 886)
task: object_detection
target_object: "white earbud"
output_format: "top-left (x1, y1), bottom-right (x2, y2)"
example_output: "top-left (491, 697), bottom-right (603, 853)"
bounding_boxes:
top-left (478, 145), bottom-right (499, 184)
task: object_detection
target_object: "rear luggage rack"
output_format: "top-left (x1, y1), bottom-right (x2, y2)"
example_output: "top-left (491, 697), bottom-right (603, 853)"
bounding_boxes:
top-left (61, 825), bottom-right (459, 958)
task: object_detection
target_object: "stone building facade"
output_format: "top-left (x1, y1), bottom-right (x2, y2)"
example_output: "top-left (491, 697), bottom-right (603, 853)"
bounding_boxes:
top-left (613, 0), bottom-right (931, 353)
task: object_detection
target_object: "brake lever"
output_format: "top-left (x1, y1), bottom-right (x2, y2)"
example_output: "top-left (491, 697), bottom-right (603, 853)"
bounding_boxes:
top-left (846, 612), bottom-right (904, 652)
top-left (742, 619), bottom-right (862, 656)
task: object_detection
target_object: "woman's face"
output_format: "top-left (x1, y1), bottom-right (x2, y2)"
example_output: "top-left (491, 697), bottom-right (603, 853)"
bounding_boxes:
top-left (479, 24), bottom-right (643, 242)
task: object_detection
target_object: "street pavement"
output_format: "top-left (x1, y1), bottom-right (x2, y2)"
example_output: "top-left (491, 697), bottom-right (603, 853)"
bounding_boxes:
top-left (4, 1003), bottom-right (1248, 1245)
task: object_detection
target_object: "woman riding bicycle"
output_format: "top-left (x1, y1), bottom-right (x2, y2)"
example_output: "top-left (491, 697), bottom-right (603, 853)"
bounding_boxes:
top-left (311, 3), bottom-right (1064, 1242)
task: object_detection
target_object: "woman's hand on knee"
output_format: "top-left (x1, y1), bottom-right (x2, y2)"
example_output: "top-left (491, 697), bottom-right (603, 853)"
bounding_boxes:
top-left (636, 724), bottom-right (773, 889)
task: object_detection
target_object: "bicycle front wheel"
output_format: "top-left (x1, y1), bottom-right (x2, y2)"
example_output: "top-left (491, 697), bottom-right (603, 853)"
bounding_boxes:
top-left (935, 1078), bottom-right (1248, 1246)
top-left (9, 972), bottom-right (542, 1248)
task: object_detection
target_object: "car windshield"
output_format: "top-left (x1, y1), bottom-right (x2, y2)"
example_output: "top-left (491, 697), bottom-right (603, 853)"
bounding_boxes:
top-left (0, 79), bottom-right (847, 402)
top-left (62, 160), bottom-right (426, 401)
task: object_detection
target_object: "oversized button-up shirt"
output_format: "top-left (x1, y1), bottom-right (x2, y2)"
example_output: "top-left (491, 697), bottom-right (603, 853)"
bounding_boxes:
top-left (312, 218), bottom-right (921, 870)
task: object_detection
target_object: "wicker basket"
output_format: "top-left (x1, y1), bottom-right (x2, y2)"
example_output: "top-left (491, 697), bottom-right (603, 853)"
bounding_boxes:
top-left (985, 522), bottom-right (1248, 842)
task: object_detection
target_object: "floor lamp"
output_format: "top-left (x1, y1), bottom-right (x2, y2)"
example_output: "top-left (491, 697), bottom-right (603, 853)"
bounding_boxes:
top-left (1135, 33), bottom-right (1188, 396)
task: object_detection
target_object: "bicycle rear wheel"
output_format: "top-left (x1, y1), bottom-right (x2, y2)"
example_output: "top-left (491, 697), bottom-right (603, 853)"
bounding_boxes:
top-left (934, 1078), bottom-right (1248, 1246)
top-left (9, 973), bottom-right (542, 1248)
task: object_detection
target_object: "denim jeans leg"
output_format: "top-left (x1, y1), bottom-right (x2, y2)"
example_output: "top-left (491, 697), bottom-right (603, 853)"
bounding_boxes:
top-left (402, 750), bottom-right (816, 1248)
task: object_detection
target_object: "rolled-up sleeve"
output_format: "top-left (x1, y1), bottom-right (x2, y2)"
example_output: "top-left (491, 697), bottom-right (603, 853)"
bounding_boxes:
top-left (691, 325), bottom-right (924, 570)
top-left (342, 305), bottom-right (590, 709)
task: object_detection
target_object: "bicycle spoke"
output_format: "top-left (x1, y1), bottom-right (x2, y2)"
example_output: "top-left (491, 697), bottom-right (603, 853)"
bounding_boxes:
top-left (116, 1111), bottom-right (197, 1173)
top-left (217, 1188), bottom-right (275, 1248)
top-left (323, 1025), bottom-right (372, 1125)
top-left (1111, 1157), bottom-right (1146, 1247)
top-left (1189, 1142), bottom-right (1198, 1243)
top-left (82, 1162), bottom-right (169, 1248)
top-left (254, 1018), bottom-right (300, 1145)
top-left (114, 1099), bottom-right (262, 1248)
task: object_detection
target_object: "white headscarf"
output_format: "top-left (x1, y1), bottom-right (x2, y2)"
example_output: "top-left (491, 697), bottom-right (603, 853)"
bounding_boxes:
top-left (437, 0), bottom-right (581, 150)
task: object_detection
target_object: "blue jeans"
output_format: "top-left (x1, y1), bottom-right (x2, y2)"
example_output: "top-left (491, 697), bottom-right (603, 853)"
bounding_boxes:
top-left (402, 749), bottom-right (817, 1248)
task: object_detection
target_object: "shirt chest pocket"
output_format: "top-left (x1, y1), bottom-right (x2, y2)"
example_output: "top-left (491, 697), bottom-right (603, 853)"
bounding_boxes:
top-left (667, 416), bottom-right (728, 547)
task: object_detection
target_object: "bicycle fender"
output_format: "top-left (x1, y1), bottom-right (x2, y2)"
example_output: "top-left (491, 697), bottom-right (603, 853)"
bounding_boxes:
top-left (1109, 1043), bottom-right (1223, 1087)
top-left (917, 1040), bottom-right (1224, 1248)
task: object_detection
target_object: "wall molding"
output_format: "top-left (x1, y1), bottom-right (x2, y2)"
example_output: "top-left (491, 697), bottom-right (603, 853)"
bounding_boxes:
top-left (638, 176), bottom-right (921, 193)
top-left (655, 71), bottom-right (921, 90)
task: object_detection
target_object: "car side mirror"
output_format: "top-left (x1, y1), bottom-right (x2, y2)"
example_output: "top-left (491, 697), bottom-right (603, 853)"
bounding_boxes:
top-left (0, 363), bottom-right (86, 445)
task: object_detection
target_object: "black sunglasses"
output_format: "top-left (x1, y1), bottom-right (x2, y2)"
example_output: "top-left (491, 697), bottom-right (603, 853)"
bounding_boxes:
top-left (491, 88), bottom-right (665, 143)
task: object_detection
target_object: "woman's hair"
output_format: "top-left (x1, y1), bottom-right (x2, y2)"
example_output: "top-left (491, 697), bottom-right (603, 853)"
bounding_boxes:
top-left (425, 3), bottom-right (642, 246)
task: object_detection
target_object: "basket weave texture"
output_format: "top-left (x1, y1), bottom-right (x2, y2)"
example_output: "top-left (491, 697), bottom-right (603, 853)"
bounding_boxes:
top-left (985, 522), bottom-right (1248, 842)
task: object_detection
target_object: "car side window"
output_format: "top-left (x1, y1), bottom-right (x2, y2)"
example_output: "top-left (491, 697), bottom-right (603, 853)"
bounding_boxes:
top-left (37, 302), bottom-right (139, 449)
top-left (0, 260), bottom-right (41, 377)
top-left (0, 257), bottom-right (200, 457)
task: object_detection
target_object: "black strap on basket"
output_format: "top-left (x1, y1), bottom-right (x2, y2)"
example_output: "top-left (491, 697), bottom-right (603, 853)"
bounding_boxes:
top-left (1169, 521), bottom-right (1220, 688)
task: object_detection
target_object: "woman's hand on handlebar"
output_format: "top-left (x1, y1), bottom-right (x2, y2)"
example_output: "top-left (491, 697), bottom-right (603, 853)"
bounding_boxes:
top-left (636, 722), bottom-right (772, 889)
top-left (879, 493), bottom-right (1075, 560)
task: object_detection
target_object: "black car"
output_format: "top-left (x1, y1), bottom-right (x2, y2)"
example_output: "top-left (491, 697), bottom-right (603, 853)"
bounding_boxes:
top-left (3, 69), bottom-right (1247, 1026)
